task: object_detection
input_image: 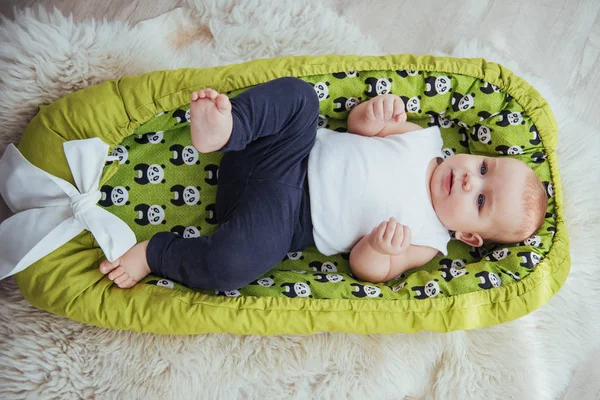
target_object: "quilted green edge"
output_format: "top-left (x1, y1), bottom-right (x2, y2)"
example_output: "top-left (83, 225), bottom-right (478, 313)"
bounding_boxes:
top-left (13, 54), bottom-right (570, 335)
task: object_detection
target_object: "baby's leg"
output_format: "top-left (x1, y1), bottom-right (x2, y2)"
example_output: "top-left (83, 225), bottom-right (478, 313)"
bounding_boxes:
top-left (146, 77), bottom-right (319, 291)
top-left (147, 180), bottom-right (303, 291)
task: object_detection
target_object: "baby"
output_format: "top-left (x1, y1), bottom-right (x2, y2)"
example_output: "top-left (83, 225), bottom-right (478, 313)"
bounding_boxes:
top-left (99, 77), bottom-right (548, 289)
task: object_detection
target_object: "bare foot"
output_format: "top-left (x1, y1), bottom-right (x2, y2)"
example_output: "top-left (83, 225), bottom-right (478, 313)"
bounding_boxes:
top-left (99, 240), bottom-right (151, 289)
top-left (189, 88), bottom-right (233, 153)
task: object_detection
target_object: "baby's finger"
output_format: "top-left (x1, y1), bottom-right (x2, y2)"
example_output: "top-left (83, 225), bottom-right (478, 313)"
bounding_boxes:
top-left (391, 222), bottom-right (404, 245)
top-left (400, 225), bottom-right (412, 250)
top-left (384, 97), bottom-right (395, 120)
top-left (394, 96), bottom-right (405, 114)
top-left (372, 98), bottom-right (384, 120)
top-left (383, 218), bottom-right (397, 241)
top-left (376, 220), bottom-right (388, 239)
top-left (394, 112), bottom-right (407, 123)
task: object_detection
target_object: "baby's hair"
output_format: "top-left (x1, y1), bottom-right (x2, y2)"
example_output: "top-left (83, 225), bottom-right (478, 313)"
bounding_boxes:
top-left (486, 168), bottom-right (548, 244)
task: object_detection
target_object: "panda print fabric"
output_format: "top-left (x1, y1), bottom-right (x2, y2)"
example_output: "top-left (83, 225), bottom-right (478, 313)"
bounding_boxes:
top-left (98, 68), bottom-right (553, 301)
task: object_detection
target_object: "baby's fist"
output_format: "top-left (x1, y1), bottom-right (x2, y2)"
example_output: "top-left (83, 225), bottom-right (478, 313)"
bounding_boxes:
top-left (368, 217), bottom-right (411, 256)
top-left (367, 94), bottom-right (407, 124)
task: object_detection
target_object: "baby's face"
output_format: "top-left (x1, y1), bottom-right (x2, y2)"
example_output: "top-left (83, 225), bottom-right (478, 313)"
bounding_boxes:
top-left (430, 154), bottom-right (530, 240)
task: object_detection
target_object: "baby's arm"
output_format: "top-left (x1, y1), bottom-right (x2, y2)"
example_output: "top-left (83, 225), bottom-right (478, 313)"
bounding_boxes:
top-left (347, 94), bottom-right (423, 137)
top-left (349, 218), bottom-right (439, 282)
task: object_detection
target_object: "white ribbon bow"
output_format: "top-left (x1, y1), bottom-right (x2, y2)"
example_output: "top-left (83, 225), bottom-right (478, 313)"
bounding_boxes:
top-left (0, 138), bottom-right (137, 280)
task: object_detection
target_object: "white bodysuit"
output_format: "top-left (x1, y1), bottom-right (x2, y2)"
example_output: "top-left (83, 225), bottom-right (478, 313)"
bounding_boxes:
top-left (307, 126), bottom-right (450, 256)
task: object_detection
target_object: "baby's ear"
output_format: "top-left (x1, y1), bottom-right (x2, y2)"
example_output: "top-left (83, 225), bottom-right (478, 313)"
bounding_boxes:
top-left (455, 232), bottom-right (483, 247)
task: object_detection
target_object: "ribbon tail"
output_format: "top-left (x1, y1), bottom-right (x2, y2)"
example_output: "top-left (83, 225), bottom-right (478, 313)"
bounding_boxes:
top-left (81, 207), bottom-right (137, 262)
top-left (63, 138), bottom-right (110, 194)
top-left (0, 144), bottom-right (72, 212)
top-left (0, 210), bottom-right (82, 280)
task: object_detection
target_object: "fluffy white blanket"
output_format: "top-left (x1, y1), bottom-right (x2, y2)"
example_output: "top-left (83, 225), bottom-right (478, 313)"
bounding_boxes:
top-left (1, 1), bottom-right (599, 398)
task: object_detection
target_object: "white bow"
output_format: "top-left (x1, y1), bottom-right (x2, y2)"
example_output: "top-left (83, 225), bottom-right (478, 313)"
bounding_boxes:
top-left (0, 138), bottom-right (137, 280)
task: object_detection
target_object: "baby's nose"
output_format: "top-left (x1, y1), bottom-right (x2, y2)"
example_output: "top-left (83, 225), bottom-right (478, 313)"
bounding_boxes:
top-left (462, 172), bottom-right (471, 191)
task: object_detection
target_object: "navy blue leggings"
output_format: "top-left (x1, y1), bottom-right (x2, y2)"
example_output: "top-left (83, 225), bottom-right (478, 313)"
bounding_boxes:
top-left (146, 77), bottom-right (318, 291)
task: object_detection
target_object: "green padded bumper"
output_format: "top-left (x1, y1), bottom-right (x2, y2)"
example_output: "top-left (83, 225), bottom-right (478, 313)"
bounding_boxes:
top-left (13, 54), bottom-right (569, 335)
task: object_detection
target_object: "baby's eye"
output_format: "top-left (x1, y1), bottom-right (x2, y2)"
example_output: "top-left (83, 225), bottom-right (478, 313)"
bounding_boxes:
top-left (480, 161), bottom-right (488, 175)
top-left (478, 194), bottom-right (485, 209)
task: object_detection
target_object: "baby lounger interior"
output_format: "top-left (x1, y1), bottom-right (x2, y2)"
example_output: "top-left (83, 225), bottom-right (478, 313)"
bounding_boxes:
top-left (11, 54), bottom-right (570, 335)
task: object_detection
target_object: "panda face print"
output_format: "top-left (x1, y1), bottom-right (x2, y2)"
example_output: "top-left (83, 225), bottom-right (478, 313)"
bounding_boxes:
top-left (148, 131), bottom-right (164, 144)
top-left (439, 114), bottom-right (454, 128)
top-left (185, 109), bottom-right (191, 123)
top-left (321, 262), bottom-right (337, 272)
top-left (487, 248), bottom-right (510, 261)
top-left (531, 253), bottom-right (541, 265)
top-left (147, 164), bottom-right (165, 184)
top-left (489, 273), bottom-right (501, 288)
top-left (452, 259), bottom-right (466, 268)
top-left (506, 112), bottom-right (524, 125)
top-left (406, 70), bottom-right (420, 76)
top-left (345, 97), bottom-right (360, 110)
top-left (458, 94), bottom-right (475, 111)
top-left (257, 277), bottom-right (275, 287)
top-left (449, 265), bottom-right (467, 278)
top-left (508, 146), bottom-right (524, 155)
top-left (364, 285), bottom-right (382, 297)
top-left (317, 115), bottom-right (329, 129)
top-left (111, 145), bottom-right (129, 164)
top-left (147, 205), bottom-right (166, 225)
top-left (405, 96), bottom-right (420, 113)
top-left (156, 279), bottom-right (174, 289)
top-left (326, 274), bottom-right (344, 283)
top-left (182, 146), bottom-right (199, 165)
top-left (110, 186), bottom-right (129, 206)
top-left (183, 226), bottom-right (201, 238)
top-left (442, 148), bottom-right (455, 159)
top-left (524, 235), bottom-right (542, 247)
top-left (346, 71), bottom-right (358, 77)
top-left (435, 76), bottom-right (452, 95)
top-left (545, 182), bottom-right (554, 198)
top-left (476, 125), bottom-right (492, 144)
top-left (286, 251), bottom-right (303, 261)
top-left (223, 290), bottom-right (241, 297)
top-left (313, 82), bottom-right (330, 101)
top-left (183, 186), bottom-right (201, 205)
top-left (424, 280), bottom-right (441, 297)
top-left (294, 282), bottom-right (311, 297)
top-left (376, 78), bottom-right (391, 95)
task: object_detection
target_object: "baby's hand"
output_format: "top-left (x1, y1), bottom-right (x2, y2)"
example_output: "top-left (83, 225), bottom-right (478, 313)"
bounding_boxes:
top-left (368, 217), bottom-right (411, 256)
top-left (366, 94), bottom-right (407, 125)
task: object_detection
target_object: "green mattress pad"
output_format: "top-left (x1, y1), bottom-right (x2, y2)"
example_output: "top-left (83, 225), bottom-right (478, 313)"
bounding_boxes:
top-left (12, 54), bottom-right (570, 335)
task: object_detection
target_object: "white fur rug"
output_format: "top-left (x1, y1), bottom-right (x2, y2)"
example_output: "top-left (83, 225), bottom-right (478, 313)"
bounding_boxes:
top-left (1, 1), bottom-right (599, 399)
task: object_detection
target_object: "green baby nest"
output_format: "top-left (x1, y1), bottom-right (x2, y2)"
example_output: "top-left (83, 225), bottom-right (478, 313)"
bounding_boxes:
top-left (13, 54), bottom-right (570, 335)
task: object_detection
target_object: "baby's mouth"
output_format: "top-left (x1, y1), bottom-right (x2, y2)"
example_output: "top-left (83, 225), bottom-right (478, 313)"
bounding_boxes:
top-left (444, 170), bottom-right (453, 195)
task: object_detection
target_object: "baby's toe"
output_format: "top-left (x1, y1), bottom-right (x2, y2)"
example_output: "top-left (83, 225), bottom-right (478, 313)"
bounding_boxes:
top-left (108, 266), bottom-right (125, 281)
top-left (205, 89), bottom-right (219, 100)
top-left (99, 259), bottom-right (119, 274)
top-left (118, 276), bottom-right (135, 289)
top-left (191, 91), bottom-right (199, 101)
top-left (215, 94), bottom-right (232, 112)
top-left (114, 273), bottom-right (130, 286)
